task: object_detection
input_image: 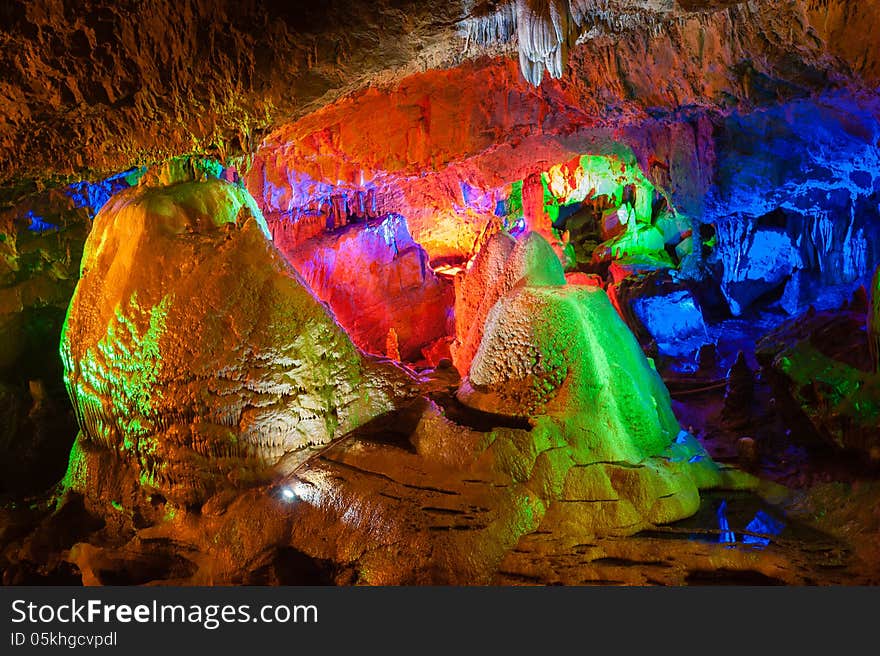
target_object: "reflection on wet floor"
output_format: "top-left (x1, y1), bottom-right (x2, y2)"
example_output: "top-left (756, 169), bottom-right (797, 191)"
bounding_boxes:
top-left (639, 491), bottom-right (814, 548)
top-left (495, 490), bottom-right (864, 586)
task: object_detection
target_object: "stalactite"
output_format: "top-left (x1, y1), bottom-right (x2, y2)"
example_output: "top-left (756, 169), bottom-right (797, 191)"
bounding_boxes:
top-left (461, 0), bottom-right (674, 85)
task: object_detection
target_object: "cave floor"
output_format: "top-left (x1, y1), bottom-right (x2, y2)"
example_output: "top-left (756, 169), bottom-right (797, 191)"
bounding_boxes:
top-left (496, 388), bottom-right (880, 585)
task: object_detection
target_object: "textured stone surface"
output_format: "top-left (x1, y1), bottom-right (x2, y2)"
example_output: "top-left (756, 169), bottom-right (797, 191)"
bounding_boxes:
top-left (631, 289), bottom-right (710, 357)
top-left (0, 0), bottom-right (465, 188)
top-left (21, 391), bottom-right (754, 585)
top-left (461, 283), bottom-right (681, 460)
top-left (61, 174), bottom-right (416, 503)
top-left (1, 0), bottom-right (880, 588)
top-left (280, 214), bottom-right (454, 362)
top-left (452, 230), bottom-right (565, 375)
top-left (756, 305), bottom-right (880, 463)
top-left (0, 188), bottom-right (88, 494)
top-left (711, 222), bottom-right (803, 316)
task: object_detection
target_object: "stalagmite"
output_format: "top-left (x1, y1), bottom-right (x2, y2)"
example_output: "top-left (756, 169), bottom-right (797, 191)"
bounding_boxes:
top-left (60, 167), bottom-right (416, 504)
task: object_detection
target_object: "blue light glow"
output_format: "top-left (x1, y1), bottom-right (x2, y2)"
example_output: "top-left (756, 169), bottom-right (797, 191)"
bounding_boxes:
top-left (717, 500), bottom-right (735, 544)
top-left (632, 290), bottom-right (710, 356)
top-left (66, 167), bottom-right (146, 216)
top-left (25, 211), bottom-right (58, 234)
top-left (743, 510), bottom-right (785, 547)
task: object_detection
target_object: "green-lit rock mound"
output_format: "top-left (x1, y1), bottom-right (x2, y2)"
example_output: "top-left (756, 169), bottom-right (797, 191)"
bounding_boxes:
top-left (60, 170), bottom-right (415, 504)
top-left (464, 284), bottom-right (678, 459)
top-left (454, 230), bottom-right (751, 532)
top-left (452, 230), bottom-right (566, 375)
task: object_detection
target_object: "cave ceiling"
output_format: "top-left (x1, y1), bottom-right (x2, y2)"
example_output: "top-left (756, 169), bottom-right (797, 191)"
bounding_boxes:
top-left (0, 0), bottom-right (876, 201)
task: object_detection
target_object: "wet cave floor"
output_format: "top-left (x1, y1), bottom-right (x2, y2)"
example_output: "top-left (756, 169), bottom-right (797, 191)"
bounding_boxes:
top-left (2, 383), bottom-right (880, 586)
top-left (650, 317), bottom-right (880, 586)
top-left (433, 310), bottom-right (880, 586)
top-left (493, 409), bottom-right (880, 585)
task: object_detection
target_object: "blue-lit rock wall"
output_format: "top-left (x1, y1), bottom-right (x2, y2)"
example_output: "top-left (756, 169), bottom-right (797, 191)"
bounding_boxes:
top-left (705, 91), bottom-right (880, 316)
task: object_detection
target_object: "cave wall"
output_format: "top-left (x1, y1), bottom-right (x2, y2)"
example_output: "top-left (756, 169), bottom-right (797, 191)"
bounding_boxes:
top-left (706, 91), bottom-right (880, 315)
top-left (0, 0), bottom-right (464, 189)
top-left (1, 0), bottom-right (879, 497)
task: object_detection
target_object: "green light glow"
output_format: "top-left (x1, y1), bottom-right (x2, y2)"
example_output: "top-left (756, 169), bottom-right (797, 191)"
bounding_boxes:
top-left (544, 154), bottom-right (657, 222)
top-left (540, 172), bottom-right (560, 226)
top-left (70, 293), bottom-right (170, 450)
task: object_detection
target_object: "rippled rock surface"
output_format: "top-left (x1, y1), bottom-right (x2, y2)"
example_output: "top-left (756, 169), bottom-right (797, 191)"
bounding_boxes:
top-left (60, 174), bottom-right (415, 504)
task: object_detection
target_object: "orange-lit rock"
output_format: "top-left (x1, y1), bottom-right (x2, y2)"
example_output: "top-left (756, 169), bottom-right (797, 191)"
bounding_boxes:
top-left (61, 173), bottom-right (416, 504)
top-left (452, 230), bottom-right (565, 375)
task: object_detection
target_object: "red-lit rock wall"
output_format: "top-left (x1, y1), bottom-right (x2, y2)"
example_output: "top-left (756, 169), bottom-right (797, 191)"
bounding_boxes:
top-left (243, 58), bottom-right (720, 264)
top-left (281, 215), bottom-right (454, 363)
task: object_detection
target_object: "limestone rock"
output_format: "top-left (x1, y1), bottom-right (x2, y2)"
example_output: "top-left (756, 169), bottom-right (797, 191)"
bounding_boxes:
top-left (756, 307), bottom-right (880, 463)
top-left (460, 284), bottom-right (680, 463)
top-left (722, 351), bottom-right (755, 429)
top-left (0, 188), bottom-right (88, 495)
top-left (606, 270), bottom-right (710, 360)
top-left (711, 221), bottom-right (803, 316)
top-left (60, 176), bottom-right (416, 504)
top-left (631, 289), bottom-right (709, 358)
top-left (281, 214), bottom-right (454, 363)
top-left (452, 230), bottom-right (565, 375)
top-left (870, 265), bottom-right (879, 373)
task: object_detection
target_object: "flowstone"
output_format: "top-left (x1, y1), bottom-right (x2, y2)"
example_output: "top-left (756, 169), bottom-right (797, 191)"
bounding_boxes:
top-left (60, 173), bottom-right (415, 504)
top-left (454, 231), bottom-right (753, 534)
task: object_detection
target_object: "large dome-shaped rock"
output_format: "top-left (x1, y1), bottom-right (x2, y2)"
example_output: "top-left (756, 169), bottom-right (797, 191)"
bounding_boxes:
top-left (452, 262), bottom-right (752, 543)
top-left (60, 177), bottom-right (415, 504)
top-left (452, 230), bottom-right (565, 375)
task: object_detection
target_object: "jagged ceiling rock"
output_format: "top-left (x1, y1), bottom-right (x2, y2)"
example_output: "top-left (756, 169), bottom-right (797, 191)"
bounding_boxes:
top-left (60, 169), bottom-right (416, 504)
top-left (462, 0), bottom-right (880, 89)
top-left (1, 0), bottom-right (877, 195)
top-left (0, 0), bottom-right (465, 189)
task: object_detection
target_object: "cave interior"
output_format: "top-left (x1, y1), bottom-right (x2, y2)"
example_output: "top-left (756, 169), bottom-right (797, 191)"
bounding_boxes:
top-left (1, 0), bottom-right (880, 586)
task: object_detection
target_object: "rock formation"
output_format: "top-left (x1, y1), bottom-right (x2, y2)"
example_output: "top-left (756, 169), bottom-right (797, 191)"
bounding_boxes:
top-left (458, 239), bottom-right (680, 458)
top-left (756, 306), bottom-right (880, 463)
top-left (60, 170), bottom-right (416, 504)
top-left (721, 351), bottom-right (755, 430)
top-left (278, 214), bottom-right (454, 363)
top-left (452, 230), bottom-right (565, 375)
top-left (2, 0), bottom-right (880, 587)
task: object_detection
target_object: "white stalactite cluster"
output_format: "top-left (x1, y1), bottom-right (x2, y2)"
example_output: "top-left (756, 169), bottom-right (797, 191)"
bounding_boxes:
top-left (460, 0), bottom-right (673, 85)
top-left (517, 1), bottom-right (568, 85)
